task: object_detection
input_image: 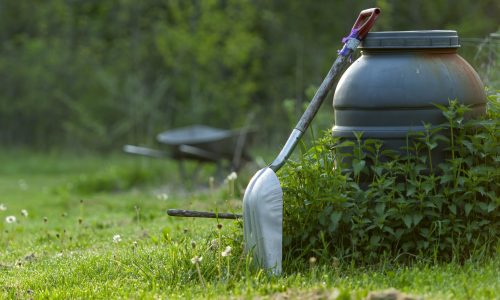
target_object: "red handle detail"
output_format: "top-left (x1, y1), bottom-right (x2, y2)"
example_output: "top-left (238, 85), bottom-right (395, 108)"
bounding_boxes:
top-left (351, 8), bottom-right (381, 40)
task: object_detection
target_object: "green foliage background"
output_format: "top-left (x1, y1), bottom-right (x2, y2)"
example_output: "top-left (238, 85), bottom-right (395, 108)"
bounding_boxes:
top-left (0, 0), bottom-right (498, 150)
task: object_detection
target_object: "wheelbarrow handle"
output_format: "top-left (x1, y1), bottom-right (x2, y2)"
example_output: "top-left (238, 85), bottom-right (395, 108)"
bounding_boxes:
top-left (351, 8), bottom-right (381, 40)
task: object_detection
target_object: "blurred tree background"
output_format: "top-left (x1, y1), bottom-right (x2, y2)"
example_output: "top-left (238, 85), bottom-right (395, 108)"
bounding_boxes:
top-left (0, 0), bottom-right (498, 151)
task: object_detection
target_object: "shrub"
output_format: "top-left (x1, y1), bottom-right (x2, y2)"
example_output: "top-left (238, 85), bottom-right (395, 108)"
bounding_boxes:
top-left (281, 94), bottom-right (499, 265)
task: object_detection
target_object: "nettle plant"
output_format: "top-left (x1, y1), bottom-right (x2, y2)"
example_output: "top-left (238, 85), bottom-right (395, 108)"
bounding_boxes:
top-left (280, 94), bottom-right (499, 265)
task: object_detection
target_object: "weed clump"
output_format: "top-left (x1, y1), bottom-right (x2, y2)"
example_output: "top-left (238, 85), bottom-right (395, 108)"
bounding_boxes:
top-left (281, 95), bottom-right (499, 265)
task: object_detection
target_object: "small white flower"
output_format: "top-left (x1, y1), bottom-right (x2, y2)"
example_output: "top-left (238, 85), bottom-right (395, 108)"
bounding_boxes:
top-left (112, 234), bottom-right (122, 243)
top-left (226, 172), bottom-right (238, 181)
top-left (0, 203), bottom-right (6, 211)
top-left (209, 239), bottom-right (219, 250)
top-left (191, 256), bottom-right (203, 264)
top-left (5, 216), bottom-right (16, 223)
top-left (21, 209), bottom-right (28, 217)
top-left (221, 246), bottom-right (232, 257)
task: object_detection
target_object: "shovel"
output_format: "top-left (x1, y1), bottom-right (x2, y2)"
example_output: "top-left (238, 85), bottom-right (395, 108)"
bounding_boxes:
top-left (243, 8), bottom-right (380, 274)
top-left (167, 7), bottom-right (380, 274)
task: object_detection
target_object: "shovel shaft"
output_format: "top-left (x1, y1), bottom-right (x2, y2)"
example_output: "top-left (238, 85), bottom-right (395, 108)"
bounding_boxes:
top-left (167, 209), bottom-right (242, 219)
top-left (269, 39), bottom-right (360, 172)
top-left (295, 46), bottom-right (356, 133)
top-left (269, 8), bottom-right (380, 173)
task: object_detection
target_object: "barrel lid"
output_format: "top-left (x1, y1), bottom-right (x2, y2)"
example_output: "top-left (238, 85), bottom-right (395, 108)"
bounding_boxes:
top-left (360, 30), bottom-right (460, 49)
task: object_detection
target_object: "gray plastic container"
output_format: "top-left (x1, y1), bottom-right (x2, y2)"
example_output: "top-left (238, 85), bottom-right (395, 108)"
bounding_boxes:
top-left (332, 30), bottom-right (486, 162)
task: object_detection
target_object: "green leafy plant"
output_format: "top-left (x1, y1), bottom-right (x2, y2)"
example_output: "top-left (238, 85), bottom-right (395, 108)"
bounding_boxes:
top-left (281, 95), bottom-right (499, 266)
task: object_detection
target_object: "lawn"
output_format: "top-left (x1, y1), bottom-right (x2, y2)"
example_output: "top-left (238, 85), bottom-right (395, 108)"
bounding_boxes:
top-left (0, 151), bottom-right (498, 299)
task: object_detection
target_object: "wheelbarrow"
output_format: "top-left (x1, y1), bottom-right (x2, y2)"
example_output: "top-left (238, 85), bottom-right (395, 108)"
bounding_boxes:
top-left (124, 124), bottom-right (254, 181)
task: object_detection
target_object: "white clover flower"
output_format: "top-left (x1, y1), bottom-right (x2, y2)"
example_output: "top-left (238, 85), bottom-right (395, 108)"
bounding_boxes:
top-left (5, 216), bottom-right (16, 223)
top-left (21, 209), bottom-right (28, 217)
top-left (191, 256), bottom-right (203, 264)
top-left (112, 234), bottom-right (122, 243)
top-left (221, 246), bottom-right (232, 257)
top-left (0, 203), bottom-right (6, 211)
top-left (226, 172), bottom-right (238, 181)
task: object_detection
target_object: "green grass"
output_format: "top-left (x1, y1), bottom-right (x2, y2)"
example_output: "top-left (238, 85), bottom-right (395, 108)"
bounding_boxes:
top-left (0, 151), bottom-right (498, 299)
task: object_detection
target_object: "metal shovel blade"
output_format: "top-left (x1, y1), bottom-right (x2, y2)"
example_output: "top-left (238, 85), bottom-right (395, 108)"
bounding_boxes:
top-left (243, 167), bottom-right (283, 274)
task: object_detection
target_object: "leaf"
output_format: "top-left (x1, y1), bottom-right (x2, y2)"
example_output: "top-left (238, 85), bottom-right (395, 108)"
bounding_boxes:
top-left (461, 140), bottom-right (475, 154)
top-left (474, 186), bottom-right (486, 196)
top-left (422, 181), bottom-right (434, 194)
top-left (373, 166), bottom-right (384, 177)
top-left (487, 202), bottom-right (497, 213)
top-left (352, 159), bottom-right (366, 177)
top-left (426, 141), bottom-right (438, 150)
top-left (383, 227), bottom-right (395, 236)
top-left (375, 203), bottom-right (386, 216)
top-left (353, 131), bottom-right (364, 141)
top-left (335, 140), bottom-right (355, 148)
top-left (369, 235), bottom-right (381, 247)
top-left (440, 175), bottom-right (454, 185)
top-left (323, 206), bottom-right (333, 215)
top-left (329, 211), bottom-right (343, 232)
top-left (464, 203), bottom-right (473, 216)
top-left (486, 192), bottom-right (497, 201)
top-left (419, 228), bottom-right (430, 238)
top-left (425, 202), bottom-right (437, 208)
top-left (406, 185), bottom-right (416, 197)
top-left (413, 214), bottom-right (424, 226)
top-left (433, 103), bottom-right (448, 112)
top-left (448, 204), bottom-right (457, 215)
top-left (415, 164), bottom-right (428, 174)
top-left (456, 176), bottom-right (466, 187)
top-left (403, 215), bottom-right (413, 228)
top-left (478, 202), bottom-right (489, 213)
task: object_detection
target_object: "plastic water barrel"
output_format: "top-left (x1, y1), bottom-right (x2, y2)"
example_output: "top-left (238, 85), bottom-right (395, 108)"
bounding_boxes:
top-left (332, 30), bottom-right (486, 161)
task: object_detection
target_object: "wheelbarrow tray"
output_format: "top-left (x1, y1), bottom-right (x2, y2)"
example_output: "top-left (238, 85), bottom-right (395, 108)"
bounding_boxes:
top-left (156, 125), bottom-right (252, 162)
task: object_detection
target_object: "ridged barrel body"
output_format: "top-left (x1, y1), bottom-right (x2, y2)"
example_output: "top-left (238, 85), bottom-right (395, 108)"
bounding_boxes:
top-left (332, 30), bottom-right (486, 158)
